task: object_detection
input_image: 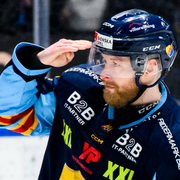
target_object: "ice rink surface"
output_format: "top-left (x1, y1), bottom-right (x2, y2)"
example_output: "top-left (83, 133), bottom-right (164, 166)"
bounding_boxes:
top-left (0, 136), bottom-right (49, 180)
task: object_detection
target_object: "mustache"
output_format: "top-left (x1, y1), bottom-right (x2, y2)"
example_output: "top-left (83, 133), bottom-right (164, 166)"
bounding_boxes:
top-left (102, 80), bottom-right (117, 87)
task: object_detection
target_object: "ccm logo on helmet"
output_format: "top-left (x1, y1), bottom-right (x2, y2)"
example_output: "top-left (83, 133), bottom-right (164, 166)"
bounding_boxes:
top-left (143, 45), bottom-right (161, 51)
top-left (103, 22), bottom-right (114, 28)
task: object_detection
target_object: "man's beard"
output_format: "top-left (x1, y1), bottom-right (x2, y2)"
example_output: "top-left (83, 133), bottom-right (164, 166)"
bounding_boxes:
top-left (103, 78), bottom-right (140, 109)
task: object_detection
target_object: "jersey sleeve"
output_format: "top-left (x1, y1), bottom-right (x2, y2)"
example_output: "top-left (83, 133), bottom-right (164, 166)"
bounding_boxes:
top-left (0, 42), bottom-right (56, 136)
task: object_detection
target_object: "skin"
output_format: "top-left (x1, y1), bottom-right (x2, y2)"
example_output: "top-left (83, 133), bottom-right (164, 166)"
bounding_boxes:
top-left (100, 54), bottom-right (162, 108)
top-left (37, 39), bottom-right (92, 67)
top-left (37, 39), bottom-right (162, 108)
top-left (100, 54), bottom-right (140, 108)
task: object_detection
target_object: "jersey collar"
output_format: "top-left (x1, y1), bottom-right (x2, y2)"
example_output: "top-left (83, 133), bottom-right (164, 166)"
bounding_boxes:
top-left (107, 81), bottom-right (167, 129)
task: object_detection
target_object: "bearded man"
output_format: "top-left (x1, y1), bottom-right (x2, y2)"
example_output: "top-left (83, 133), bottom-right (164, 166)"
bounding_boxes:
top-left (0, 9), bottom-right (180, 180)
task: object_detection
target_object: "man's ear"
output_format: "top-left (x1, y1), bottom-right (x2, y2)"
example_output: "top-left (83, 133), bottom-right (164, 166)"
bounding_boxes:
top-left (139, 59), bottom-right (160, 86)
top-left (145, 59), bottom-right (159, 75)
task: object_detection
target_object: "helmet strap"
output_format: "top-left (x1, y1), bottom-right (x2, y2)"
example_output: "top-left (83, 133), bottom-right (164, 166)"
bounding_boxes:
top-left (128, 77), bottom-right (147, 104)
top-left (129, 72), bottom-right (165, 105)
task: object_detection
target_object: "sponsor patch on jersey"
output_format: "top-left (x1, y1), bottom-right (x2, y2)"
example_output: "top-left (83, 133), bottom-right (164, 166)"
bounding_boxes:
top-left (95, 32), bottom-right (113, 49)
top-left (166, 44), bottom-right (174, 57)
top-left (103, 160), bottom-right (135, 180)
top-left (101, 124), bottom-right (114, 133)
top-left (91, 133), bottom-right (104, 144)
top-left (158, 118), bottom-right (180, 170)
top-left (79, 142), bottom-right (101, 164)
top-left (72, 155), bottom-right (93, 175)
top-left (65, 67), bottom-right (104, 85)
top-left (112, 133), bottom-right (143, 164)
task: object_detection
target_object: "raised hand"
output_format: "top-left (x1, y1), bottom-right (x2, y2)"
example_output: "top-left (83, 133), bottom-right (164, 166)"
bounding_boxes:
top-left (37, 39), bottom-right (92, 67)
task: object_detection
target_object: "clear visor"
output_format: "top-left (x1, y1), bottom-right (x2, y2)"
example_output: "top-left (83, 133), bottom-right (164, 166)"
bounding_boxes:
top-left (87, 44), bottom-right (162, 78)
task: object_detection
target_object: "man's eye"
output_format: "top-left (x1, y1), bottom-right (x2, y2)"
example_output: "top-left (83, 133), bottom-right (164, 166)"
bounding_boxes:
top-left (113, 62), bottom-right (119, 67)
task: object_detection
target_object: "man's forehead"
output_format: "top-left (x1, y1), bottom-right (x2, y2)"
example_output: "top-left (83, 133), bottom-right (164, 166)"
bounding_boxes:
top-left (102, 54), bottom-right (130, 61)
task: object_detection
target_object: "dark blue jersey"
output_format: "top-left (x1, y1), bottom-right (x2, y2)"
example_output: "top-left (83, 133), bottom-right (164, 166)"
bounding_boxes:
top-left (0, 43), bottom-right (180, 180)
top-left (39, 66), bottom-right (180, 180)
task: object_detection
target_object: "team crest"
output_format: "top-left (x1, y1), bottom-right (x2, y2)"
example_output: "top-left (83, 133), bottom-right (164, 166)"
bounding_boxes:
top-left (166, 44), bottom-right (174, 57)
top-left (101, 124), bottom-right (114, 133)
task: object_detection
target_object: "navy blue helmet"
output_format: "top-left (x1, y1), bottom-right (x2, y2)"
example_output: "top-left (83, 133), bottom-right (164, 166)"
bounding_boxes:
top-left (88, 9), bottom-right (178, 81)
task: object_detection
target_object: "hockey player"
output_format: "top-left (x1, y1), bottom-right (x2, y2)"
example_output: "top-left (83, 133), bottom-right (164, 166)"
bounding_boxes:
top-left (0, 9), bottom-right (180, 179)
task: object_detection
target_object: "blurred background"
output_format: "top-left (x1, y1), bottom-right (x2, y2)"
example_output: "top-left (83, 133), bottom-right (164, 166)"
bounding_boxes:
top-left (0, 0), bottom-right (180, 179)
top-left (1, 0), bottom-right (180, 99)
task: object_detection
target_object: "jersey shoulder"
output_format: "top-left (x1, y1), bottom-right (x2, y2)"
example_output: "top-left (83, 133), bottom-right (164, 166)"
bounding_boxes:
top-left (61, 64), bottom-right (104, 87)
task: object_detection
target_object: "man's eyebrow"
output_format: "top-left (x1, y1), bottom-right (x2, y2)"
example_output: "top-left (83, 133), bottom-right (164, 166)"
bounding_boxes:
top-left (109, 57), bottom-right (123, 61)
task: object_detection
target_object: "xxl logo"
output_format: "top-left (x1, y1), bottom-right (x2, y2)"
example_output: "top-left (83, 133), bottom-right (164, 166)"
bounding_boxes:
top-left (61, 120), bottom-right (72, 148)
top-left (103, 161), bottom-right (134, 180)
top-left (67, 91), bottom-right (95, 121)
top-left (116, 134), bottom-right (142, 158)
top-left (79, 142), bottom-right (101, 164)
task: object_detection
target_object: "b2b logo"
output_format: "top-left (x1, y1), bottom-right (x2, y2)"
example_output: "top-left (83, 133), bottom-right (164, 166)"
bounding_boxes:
top-left (67, 91), bottom-right (95, 121)
top-left (116, 134), bottom-right (142, 158)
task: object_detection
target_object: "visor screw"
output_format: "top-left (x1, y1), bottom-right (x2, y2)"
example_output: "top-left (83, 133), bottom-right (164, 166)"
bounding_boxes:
top-left (137, 58), bottom-right (144, 66)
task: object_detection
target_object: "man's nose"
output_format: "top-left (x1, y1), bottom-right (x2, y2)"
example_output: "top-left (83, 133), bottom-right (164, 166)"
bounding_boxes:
top-left (100, 68), bottom-right (111, 80)
top-left (100, 74), bottom-right (111, 80)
